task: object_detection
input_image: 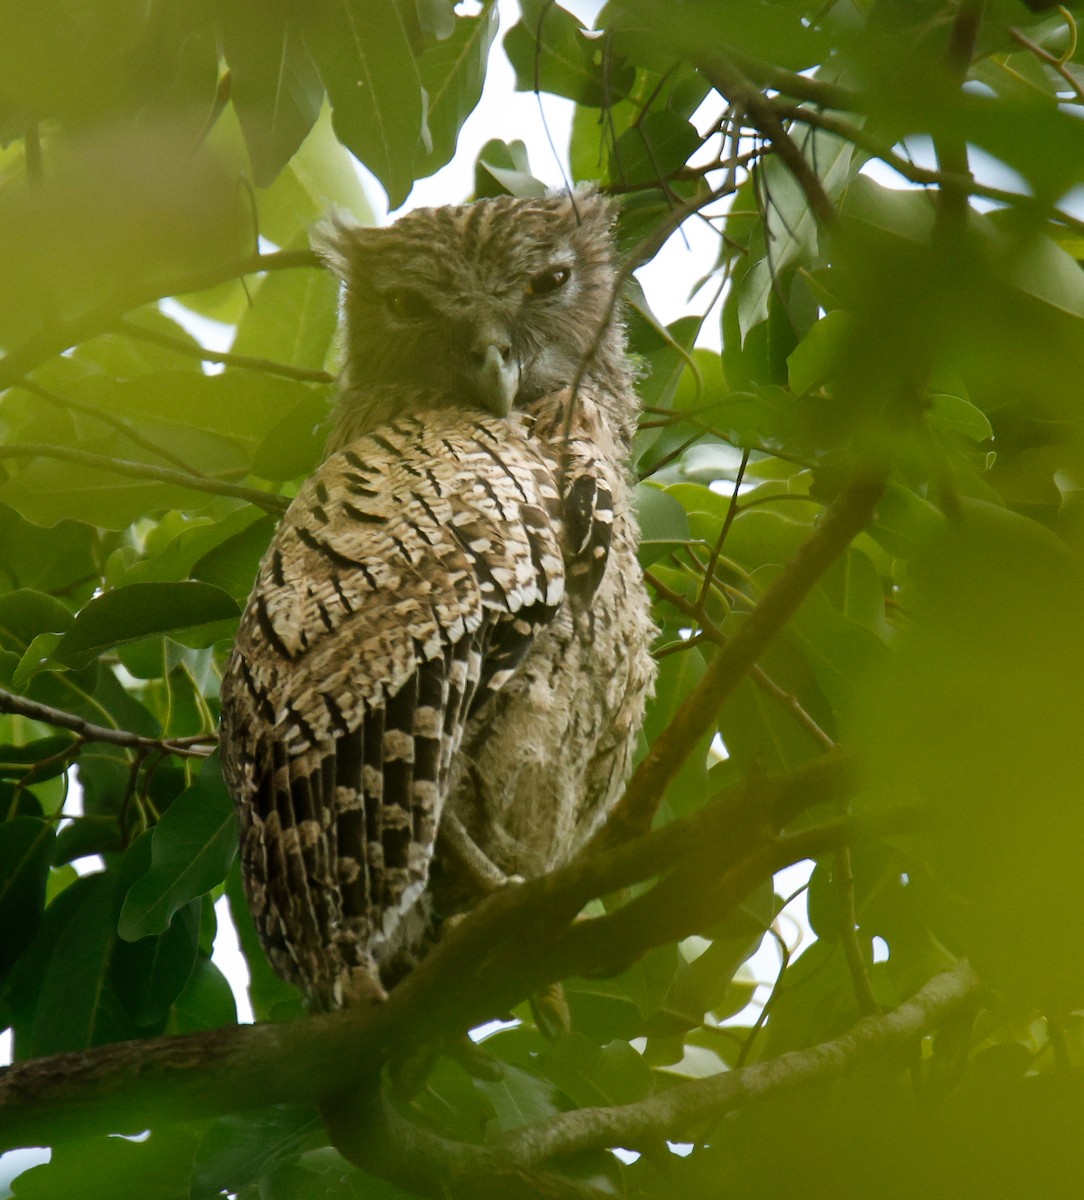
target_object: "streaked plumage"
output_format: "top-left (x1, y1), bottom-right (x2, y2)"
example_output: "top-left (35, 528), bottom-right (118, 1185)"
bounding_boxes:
top-left (220, 192), bottom-right (654, 1010)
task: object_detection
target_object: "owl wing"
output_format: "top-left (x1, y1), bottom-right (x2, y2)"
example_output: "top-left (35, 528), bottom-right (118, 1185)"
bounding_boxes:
top-left (220, 409), bottom-right (573, 1009)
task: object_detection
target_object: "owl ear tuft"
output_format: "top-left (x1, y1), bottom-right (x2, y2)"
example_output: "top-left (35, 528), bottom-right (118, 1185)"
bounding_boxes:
top-left (311, 209), bottom-right (378, 281)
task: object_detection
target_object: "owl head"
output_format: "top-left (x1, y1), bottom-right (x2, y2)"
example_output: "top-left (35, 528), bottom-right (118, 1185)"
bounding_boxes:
top-left (313, 190), bottom-right (625, 436)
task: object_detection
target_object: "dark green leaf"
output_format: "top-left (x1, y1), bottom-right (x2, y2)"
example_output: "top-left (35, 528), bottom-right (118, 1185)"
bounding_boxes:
top-left (540, 1034), bottom-right (652, 1108)
top-left (609, 110), bottom-right (702, 188)
top-left (0, 817), bottom-right (55, 982)
top-left (168, 956), bottom-right (239, 1034)
top-left (112, 897), bottom-right (200, 1026)
top-left (192, 1105), bottom-right (322, 1197)
top-left (118, 755), bottom-right (238, 941)
top-left (53, 582), bottom-right (239, 668)
top-left (25, 872), bottom-right (137, 1057)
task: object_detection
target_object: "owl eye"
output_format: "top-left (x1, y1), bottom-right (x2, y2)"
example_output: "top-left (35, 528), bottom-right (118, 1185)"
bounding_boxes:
top-left (384, 288), bottom-right (432, 320)
top-left (526, 266), bottom-right (571, 297)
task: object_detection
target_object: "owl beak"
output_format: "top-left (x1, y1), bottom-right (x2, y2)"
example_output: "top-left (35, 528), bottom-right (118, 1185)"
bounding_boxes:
top-left (470, 341), bottom-right (519, 418)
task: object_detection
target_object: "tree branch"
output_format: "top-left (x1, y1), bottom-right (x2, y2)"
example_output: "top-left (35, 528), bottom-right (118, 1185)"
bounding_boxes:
top-left (595, 473), bottom-right (883, 848)
top-left (0, 686), bottom-right (215, 758)
top-left (0, 754), bottom-right (856, 1152)
top-left (0, 443), bottom-right (289, 514)
top-left (697, 54), bottom-right (837, 228)
top-left (498, 961), bottom-right (982, 1165)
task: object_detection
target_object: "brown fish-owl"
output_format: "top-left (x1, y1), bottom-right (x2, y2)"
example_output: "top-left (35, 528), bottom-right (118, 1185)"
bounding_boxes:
top-left (220, 191), bottom-right (655, 1011)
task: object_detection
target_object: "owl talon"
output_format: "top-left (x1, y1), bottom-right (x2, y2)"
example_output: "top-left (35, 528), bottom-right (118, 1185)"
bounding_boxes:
top-left (438, 810), bottom-right (517, 895)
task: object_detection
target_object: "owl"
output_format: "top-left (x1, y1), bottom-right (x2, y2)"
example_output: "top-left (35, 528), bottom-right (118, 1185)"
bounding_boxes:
top-left (220, 191), bottom-right (655, 1011)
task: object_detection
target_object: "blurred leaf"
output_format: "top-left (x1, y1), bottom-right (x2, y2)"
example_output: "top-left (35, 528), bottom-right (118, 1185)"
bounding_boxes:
top-left (118, 754), bottom-right (238, 941)
top-left (475, 1062), bottom-right (565, 1134)
top-left (540, 1034), bottom-right (653, 1108)
top-left (852, 502), bottom-right (1084, 1002)
top-left (192, 1105), bottom-right (322, 1198)
top-left (11, 1129), bottom-right (201, 1200)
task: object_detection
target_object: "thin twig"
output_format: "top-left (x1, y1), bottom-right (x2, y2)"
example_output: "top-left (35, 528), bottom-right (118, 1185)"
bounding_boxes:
top-left (595, 473), bottom-right (884, 848)
top-left (0, 686), bottom-right (216, 758)
top-left (1010, 24), bottom-right (1084, 104)
top-left (113, 318), bottom-right (335, 384)
top-left (0, 443), bottom-right (289, 514)
top-left (698, 54), bottom-right (837, 228)
top-left (13, 378), bottom-right (212, 479)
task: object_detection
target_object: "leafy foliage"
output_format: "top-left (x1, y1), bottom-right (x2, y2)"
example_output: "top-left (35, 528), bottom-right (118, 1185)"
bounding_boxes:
top-left (3, 0), bottom-right (1084, 1197)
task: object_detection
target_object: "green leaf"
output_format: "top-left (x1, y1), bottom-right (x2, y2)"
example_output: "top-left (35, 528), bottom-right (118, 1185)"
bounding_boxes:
top-left (787, 309), bottom-right (851, 395)
top-left (0, 588), bottom-right (74, 650)
top-left (222, 7), bottom-right (324, 187)
top-left (634, 482), bottom-right (691, 566)
top-left (927, 392), bottom-right (993, 443)
top-left (475, 1062), bottom-right (565, 1133)
top-left (414, 3), bottom-right (498, 178)
top-left (304, 0), bottom-right (424, 208)
top-left (0, 817), bottom-right (56, 982)
top-left (609, 110), bottom-right (702, 188)
top-left (540, 1034), bottom-right (652, 1108)
top-left (0, 504), bottom-right (102, 596)
top-left (192, 1106), bottom-right (322, 1197)
top-left (473, 137), bottom-right (546, 198)
top-left (53, 581), bottom-right (239, 669)
top-left (191, 515), bottom-right (277, 601)
top-left (0, 735), bottom-right (75, 783)
top-left (252, 393), bottom-right (331, 482)
top-left (111, 895), bottom-right (200, 1026)
top-left (118, 755), bottom-right (238, 941)
top-left (168, 956), bottom-right (239, 1034)
top-left (504, 0), bottom-right (634, 106)
top-left (231, 257), bottom-right (339, 372)
top-left (26, 872), bottom-right (137, 1057)
top-left (11, 1129), bottom-right (201, 1200)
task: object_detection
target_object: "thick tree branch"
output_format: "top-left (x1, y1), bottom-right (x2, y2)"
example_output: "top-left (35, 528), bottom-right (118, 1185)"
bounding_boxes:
top-left (499, 961), bottom-right (982, 1165)
top-left (0, 443), bottom-right (289, 514)
top-left (0, 687), bottom-right (215, 757)
top-left (0, 754), bottom-right (857, 1152)
top-left (596, 474), bottom-right (883, 848)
